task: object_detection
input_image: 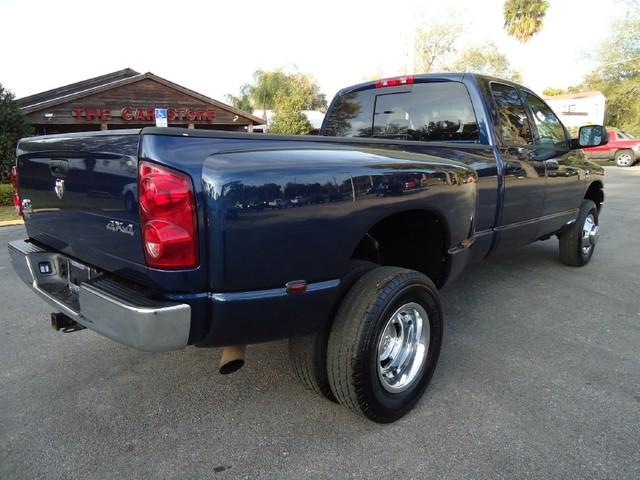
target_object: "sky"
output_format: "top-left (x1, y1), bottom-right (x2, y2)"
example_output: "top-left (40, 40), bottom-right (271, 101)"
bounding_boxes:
top-left (0, 0), bottom-right (626, 103)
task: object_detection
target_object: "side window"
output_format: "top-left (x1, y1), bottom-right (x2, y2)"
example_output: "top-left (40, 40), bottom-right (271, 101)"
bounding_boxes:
top-left (490, 83), bottom-right (532, 146)
top-left (322, 90), bottom-right (376, 137)
top-left (523, 92), bottom-right (568, 149)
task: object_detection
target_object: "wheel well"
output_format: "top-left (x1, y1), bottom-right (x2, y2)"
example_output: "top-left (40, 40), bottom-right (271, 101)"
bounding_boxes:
top-left (584, 181), bottom-right (604, 212)
top-left (351, 210), bottom-right (448, 287)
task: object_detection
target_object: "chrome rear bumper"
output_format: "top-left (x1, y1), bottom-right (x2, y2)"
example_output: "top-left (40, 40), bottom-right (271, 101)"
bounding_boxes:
top-left (8, 239), bottom-right (191, 352)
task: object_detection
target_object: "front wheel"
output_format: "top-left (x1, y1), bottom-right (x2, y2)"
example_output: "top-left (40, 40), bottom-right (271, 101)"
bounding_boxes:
top-left (615, 149), bottom-right (635, 167)
top-left (327, 267), bottom-right (443, 423)
top-left (558, 199), bottom-right (599, 266)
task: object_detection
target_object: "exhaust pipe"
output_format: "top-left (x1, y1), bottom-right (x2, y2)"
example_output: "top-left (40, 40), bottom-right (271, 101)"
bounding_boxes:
top-left (219, 345), bottom-right (247, 374)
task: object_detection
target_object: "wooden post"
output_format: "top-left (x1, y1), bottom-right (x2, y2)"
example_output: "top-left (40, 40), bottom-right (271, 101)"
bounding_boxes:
top-left (247, 123), bottom-right (254, 133)
top-left (101, 122), bottom-right (108, 131)
top-left (187, 123), bottom-right (195, 129)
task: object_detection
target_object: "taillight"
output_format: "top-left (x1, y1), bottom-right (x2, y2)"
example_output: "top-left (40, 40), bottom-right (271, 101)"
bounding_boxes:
top-left (138, 161), bottom-right (198, 269)
top-left (10, 165), bottom-right (21, 217)
top-left (375, 75), bottom-right (414, 88)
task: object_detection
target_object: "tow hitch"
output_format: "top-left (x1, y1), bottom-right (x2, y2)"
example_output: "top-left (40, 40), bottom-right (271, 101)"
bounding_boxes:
top-left (50, 312), bottom-right (86, 333)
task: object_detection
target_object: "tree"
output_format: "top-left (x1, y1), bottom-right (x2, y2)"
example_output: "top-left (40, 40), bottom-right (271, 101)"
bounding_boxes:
top-left (249, 69), bottom-right (291, 117)
top-left (503, 0), bottom-right (549, 43)
top-left (0, 83), bottom-right (32, 182)
top-left (414, 21), bottom-right (460, 72)
top-left (446, 43), bottom-right (522, 82)
top-left (227, 69), bottom-right (327, 120)
top-left (542, 87), bottom-right (567, 97)
top-left (269, 82), bottom-right (312, 135)
top-left (225, 84), bottom-right (253, 113)
top-left (579, 8), bottom-right (640, 135)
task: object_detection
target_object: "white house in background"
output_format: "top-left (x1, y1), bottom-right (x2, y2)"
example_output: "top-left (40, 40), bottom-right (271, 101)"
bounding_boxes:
top-left (543, 91), bottom-right (606, 128)
top-left (253, 110), bottom-right (326, 133)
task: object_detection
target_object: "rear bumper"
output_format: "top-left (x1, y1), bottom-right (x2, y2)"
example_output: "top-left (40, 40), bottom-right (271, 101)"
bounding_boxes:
top-left (8, 239), bottom-right (191, 352)
top-left (9, 239), bottom-right (341, 351)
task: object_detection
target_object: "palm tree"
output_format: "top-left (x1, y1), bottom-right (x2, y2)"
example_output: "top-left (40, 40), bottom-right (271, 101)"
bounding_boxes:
top-left (503, 0), bottom-right (549, 42)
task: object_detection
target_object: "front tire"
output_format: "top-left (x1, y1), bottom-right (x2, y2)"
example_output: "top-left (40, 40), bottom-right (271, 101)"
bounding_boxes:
top-left (327, 267), bottom-right (443, 423)
top-left (614, 149), bottom-right (635, 167)
top-left (558, 199), bottom-right (599, 266)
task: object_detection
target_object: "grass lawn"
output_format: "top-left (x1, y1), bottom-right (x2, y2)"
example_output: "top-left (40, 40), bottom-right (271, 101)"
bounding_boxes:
top-left (0, 206), bottom-right (20, 222)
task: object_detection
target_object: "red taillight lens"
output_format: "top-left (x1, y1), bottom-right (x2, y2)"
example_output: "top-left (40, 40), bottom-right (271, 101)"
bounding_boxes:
top-left (10, 165), bottom-right (22, 216)
top-left (138, 161), bottom-right (198, 269)
top-left (375, 75), bottom-right (414, 88)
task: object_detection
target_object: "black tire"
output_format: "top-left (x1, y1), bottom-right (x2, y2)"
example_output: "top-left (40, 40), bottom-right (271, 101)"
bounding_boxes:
top-left (614, 149), bottom-right (635, 167)
top-left (288, 260), bottom-right (377, 401)
top-left (558, 199), bottom-right (599, 266)
top-left (327, 267), bottom-right (443, 423)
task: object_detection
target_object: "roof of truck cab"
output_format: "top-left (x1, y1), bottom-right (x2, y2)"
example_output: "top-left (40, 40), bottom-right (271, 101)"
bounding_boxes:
top-left (337, 73), bottom-right (462, 95)
top-left (336, 72), bottom-right (524, 96)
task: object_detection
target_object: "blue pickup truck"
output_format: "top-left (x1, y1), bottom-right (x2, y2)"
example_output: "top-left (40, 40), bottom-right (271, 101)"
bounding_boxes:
top-left (8, 73), bottom-right (607, 422)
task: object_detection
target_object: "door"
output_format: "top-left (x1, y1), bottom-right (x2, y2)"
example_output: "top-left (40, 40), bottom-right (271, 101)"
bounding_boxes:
top-left (521, 90), bottom-right (585, 236)
top-left (490, 82), bottom-right (547, 251)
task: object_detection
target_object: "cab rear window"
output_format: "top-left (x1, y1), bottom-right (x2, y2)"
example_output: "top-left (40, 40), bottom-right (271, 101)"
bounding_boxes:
top-left (323, 82), bottom-right (479, 142)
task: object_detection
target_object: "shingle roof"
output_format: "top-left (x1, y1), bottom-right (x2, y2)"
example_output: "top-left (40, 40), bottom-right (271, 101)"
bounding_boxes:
top-left (16, 68), bottom-right (264, 124)
top-left (16, 68), bottom-right (141, 109)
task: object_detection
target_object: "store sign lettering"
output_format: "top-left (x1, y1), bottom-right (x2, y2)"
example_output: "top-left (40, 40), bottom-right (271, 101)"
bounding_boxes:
top-left (72, 107), bottom-right (216, 122)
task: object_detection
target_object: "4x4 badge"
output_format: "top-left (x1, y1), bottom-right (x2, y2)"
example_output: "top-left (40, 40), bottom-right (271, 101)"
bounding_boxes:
top-left (54, 178), bottom-right (65, 200)
top-left (106, 220), bottom-right (134, 236)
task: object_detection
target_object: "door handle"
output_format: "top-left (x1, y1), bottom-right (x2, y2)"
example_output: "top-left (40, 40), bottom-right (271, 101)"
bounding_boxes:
top-left (504, 160), bottom-right (525, 177)
top-left (506, 146), bottom-right (525, 156)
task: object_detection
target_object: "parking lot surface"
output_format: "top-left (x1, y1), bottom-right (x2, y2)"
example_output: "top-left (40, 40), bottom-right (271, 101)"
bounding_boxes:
top-left (1, 167), bottom-right (639, 480)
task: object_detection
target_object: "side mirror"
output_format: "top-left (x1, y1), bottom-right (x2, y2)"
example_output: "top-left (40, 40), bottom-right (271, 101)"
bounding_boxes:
top-left (571, 125), bottom-right (609, 149)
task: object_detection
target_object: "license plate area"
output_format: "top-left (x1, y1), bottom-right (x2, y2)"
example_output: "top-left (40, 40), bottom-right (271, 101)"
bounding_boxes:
top-left (67, 259), bottom-right (93, 296)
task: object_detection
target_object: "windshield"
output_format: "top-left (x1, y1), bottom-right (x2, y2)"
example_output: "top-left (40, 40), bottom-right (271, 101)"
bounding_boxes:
top-left (617, 130), bottom-right (636, 139)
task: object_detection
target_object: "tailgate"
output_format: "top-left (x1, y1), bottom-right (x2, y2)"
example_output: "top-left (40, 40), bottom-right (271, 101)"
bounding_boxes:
top-left (17, 131), bottom-right (145, 271)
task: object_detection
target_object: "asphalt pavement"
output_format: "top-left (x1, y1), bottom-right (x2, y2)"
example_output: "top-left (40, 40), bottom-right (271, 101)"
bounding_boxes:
top-left (1, 166), bottom-right (639, 480)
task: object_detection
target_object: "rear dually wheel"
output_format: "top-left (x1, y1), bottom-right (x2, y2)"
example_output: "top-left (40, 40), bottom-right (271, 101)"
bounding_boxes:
top-left (327, 266), bottom-right (443, 423)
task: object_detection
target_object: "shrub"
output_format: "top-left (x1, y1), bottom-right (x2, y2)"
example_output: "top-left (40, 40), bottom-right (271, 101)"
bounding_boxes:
top-left (0, 183), bottom-right (15, 206)
top-left (0, 83), bottom-right (32, 182)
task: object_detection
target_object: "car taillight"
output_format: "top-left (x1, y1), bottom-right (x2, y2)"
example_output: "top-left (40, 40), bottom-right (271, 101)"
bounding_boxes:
top-left (375, 75), bottom-right (414, 88)
top-left (138, 161), bottom-right (198, 269)
top-left (10, 165), bottom-right (22, 216)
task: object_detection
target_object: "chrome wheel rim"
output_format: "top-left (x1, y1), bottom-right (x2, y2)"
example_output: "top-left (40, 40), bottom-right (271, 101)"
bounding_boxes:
top-left (617, 153), bottom-right (633, 167)
top-left (582, 213), bottom-right (599, 255)
top-left (377, 302), bottom-right (430, 393)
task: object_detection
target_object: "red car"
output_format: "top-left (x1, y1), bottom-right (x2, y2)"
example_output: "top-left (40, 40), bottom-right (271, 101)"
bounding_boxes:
top-left (583, 129), bottom-right (640, 167)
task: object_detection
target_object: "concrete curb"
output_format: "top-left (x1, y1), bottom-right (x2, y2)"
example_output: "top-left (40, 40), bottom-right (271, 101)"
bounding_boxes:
top-left (0, 220), bottom-right (24, 227)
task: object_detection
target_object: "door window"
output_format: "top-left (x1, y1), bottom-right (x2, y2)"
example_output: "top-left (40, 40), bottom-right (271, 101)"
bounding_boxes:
top-left (523, 91), bottom-right (568, 149)
top-left (490, 83), bottom-right (532, 146)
